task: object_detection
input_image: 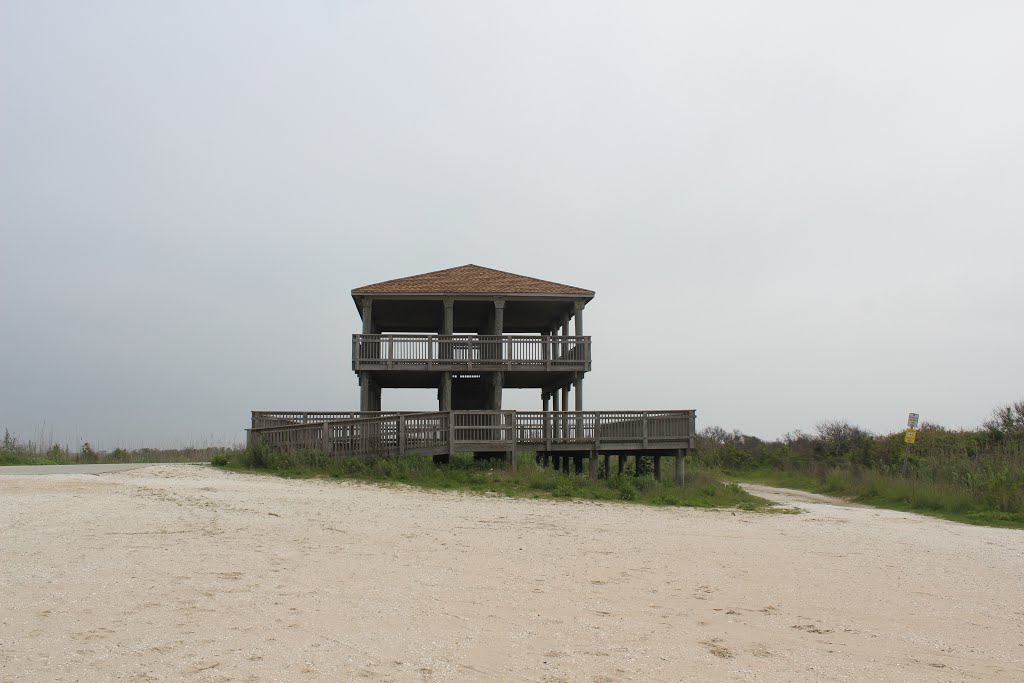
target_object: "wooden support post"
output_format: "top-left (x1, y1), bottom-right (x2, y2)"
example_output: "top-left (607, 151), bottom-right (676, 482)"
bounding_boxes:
top-left (551, 388), bottom-right (560, 440)
top-left (653, 454), bottom-right (662, 481)
top-left (361, 298), bottom-right (373, 334)
top-left (603, 453), bottom-right (610, 478)
top-left (562, 454), bottom-right (570, 474)
top-left (573, 454), bottom-right (583, 475)
top-left (589, 451), bottom-right (598, 480)
top-left (441, 298), bottom-right (454, 362)
top-left (561, 383), bottom-right (570, 439)
top-left (359, 373), bottom-right (371, 411)
top-left (618, 454), bottom-right (625, 477)
top-left (491, 371), bottom-right (503, 411)
top-left (398, 415), bottom-right (406, 456)
top-left (448, 412), bottom-right (455, 461)
top-left (440, 372), bottom-right (452, 411)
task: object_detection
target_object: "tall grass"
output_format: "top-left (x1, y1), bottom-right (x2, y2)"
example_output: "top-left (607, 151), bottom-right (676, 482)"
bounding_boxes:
top-left (220, 445), bottom-right (769, 510)
top-left (696, 407), bottom-right (1024, 528)
top-left (0, 430), bottom-right (240, 465)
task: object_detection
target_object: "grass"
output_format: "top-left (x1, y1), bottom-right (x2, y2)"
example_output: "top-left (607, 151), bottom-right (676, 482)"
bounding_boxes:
top-left (0, 445), bottom-right (242, 466)
top-left (217, 446), bottom-right (772, 511)
top-left (0, 452), bottom-right (64, 466)
top-left (724, 468), bottom-right (1024, 530)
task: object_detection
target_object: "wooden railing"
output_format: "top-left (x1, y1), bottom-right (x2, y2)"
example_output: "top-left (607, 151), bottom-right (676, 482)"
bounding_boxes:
top-left (251, 411), bottom-right (407, 430)
top-left (246, 410), bottom-right (694, 457)
top-left (514, 411), bottom-right (696, 450)
top-left (351, 334), bottom-right (591, 372)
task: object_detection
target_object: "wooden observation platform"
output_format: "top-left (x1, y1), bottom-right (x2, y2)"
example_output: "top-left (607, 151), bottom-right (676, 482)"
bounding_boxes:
top-left (248, 265), bottom-right (695, 481)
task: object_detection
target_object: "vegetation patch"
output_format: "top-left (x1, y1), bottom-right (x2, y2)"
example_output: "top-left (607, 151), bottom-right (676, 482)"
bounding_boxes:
top-left (216, 445), bottom-right (771, 511)
top-left (0, 430), bottom-right (241, 466)
top-left (698, 399), bottom-right (1024, 530)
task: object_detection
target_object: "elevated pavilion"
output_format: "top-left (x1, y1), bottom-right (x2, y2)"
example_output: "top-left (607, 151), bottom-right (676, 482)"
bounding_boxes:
top-left (351, 264), bottom-right (593, 414)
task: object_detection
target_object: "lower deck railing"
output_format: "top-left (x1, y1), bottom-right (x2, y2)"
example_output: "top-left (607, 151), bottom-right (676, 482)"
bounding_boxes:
top-left (247, 410), bottom-right (695, 458)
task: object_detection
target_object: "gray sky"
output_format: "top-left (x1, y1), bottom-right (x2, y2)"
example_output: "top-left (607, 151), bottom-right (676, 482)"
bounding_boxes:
top-left (2, 1), bottom-right (1022, 449)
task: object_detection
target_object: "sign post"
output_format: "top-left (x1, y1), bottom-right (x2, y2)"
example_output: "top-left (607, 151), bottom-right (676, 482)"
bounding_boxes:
top-left (901, 413), bottom-right (919, 477)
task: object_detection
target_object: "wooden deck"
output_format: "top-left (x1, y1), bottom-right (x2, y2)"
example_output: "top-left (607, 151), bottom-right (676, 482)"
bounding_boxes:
top-left (352, 334), bottom-right (591, 373)
top-left (247, 410), bottom-right (695, 481)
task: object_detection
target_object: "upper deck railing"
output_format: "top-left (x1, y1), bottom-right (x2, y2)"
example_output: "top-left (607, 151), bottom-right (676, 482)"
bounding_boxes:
top-left (352, 334), bottom-right (591, 373)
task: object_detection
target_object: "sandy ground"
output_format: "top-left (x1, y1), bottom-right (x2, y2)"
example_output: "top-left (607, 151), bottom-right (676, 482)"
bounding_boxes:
top-left (1, 465), bottom-right (1022, 682)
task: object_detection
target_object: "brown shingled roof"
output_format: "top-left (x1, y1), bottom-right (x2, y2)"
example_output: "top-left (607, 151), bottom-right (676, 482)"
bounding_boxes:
top-left (352, 264), bottom-right (594, 296)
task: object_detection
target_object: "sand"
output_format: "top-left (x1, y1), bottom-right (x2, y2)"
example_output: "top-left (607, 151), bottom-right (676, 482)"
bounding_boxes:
top-left (1, 464), bottom-right (1022, 682)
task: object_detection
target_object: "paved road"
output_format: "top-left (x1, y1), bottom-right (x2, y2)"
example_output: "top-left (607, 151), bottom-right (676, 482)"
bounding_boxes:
top-left (0, 463), bottom-right (175, 476)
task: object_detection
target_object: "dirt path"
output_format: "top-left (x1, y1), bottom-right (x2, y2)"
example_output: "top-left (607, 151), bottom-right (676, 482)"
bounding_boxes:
top-left (738, 483), bottom-right (870, 508)
top-left (2, 465), bottom-right (1022, 682)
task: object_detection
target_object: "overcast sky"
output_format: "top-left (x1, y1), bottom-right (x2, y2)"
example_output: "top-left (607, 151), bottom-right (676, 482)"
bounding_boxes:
top-left (1, 1), bottom-right (1022, 449)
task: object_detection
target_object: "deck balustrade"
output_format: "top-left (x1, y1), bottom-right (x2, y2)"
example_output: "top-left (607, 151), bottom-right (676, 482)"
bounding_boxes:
top-left (351, 334), bottom-right (591, 373)
top-left (247, 409), bottom-right (695, 459)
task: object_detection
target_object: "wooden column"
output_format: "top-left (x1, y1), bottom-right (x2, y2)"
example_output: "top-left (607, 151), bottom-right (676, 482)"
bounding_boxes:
top-left (551, 386), bottom-right (560, 440)
top-left (490, 299), bottom-right (504, 410)
top-left (491, 372), bottom-right (503, 411)
top-left (574, 300), bottom-right (584, 337)
top-left (561, 383), bottom-right (570, 441)
top-left (360, 297), bottom-right (374, 412)
top-left (603, 453), bottom-right (610, 478)
top-left (360, 374), bottom-right (371, 411)
top-left (493, 299), bottom-right (505, 335)
top-left (439, 298), bottom-right (454, 412)
top-left (589, 451), bottom-right (598, 480)
top-left (675, 449), bottom-right (686, 486)
top-left (561, 313), bottom-right (570, 362)
top-left (442, 298), bottom-right (454, 335)
top-left (440, 373), bottom-right (452, 411)
top-left (618, 454), bottom-right (625, 476)
top-left (653, 454), bottom-right (662, 481)
top-left (361, 298), bottom-right (373, 335)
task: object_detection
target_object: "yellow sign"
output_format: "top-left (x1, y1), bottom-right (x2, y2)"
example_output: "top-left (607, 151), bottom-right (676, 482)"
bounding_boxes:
top-left (904, 429), bottom-right (918, 444)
